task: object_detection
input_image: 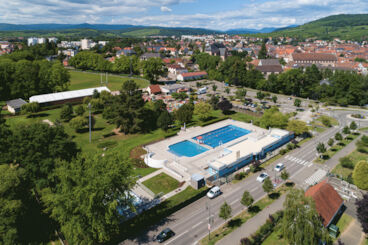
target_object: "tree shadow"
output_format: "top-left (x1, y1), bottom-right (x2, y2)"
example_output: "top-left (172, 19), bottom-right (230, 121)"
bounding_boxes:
top-left (268, 192), bottom-right (280, 200)
top-left (331, 148), bottom-right (338, 152)
top-left (338, 142), bottom-right (346, 146)
top-left (285, 182), bottom-right (295, 187)
top-left (223, 110), bottom-right (236, 115)
top-left (27, 113), bottom-right (50, 118)
top-left (227, 218), bottom-right (242, 228)
top-left (248, 205), bottom-right (260, 214)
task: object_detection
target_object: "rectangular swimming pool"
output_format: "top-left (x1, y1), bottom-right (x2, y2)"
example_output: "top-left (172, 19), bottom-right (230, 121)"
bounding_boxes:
top-left (168, 140), bottom-right (209, 157)
top-left (193, 125), bottom-right (251, 148)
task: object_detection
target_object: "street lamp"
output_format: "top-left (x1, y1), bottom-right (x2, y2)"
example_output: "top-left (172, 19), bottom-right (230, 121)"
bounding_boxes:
top-left (88, 102), bottom-right (91, 143)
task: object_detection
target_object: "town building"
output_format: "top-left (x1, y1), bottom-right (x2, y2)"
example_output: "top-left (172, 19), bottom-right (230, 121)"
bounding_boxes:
top-left (6, 98), bottom-right (27, 114)
top-left (177, 71), bottom-right (207, 81)
top-left (292, 53), bottom-right (338, 67)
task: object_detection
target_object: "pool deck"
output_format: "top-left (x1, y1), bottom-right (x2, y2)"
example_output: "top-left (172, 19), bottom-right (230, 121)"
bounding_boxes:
top-left (146, 119), bottom-right (269, 180)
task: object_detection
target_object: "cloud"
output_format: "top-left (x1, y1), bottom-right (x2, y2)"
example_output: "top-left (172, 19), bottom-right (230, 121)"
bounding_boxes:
top-left (160, 6), bottom-right (172, 12)
top-left (0, 0), bottom-right (367, 30)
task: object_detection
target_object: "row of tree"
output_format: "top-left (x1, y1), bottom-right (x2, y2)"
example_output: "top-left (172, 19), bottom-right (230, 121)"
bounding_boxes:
top-left (69, 51), bottom-right (167, 82)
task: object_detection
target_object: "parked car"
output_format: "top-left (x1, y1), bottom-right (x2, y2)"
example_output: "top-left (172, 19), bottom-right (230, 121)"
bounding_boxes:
top-left (256, 173), bottom-right (269, 182)
top-left (154, 228), bottom-right (175, 243)
top-left (274, 163), bottom-right (285, 172)
top-left (207, 186), bottom-right (221, 199)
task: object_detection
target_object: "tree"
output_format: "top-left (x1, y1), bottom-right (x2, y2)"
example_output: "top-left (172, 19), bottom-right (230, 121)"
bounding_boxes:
top-left (335, 132), bottom-right (343, 141)
top-left (240, 191), bottom-right (254, 208)
top-left (69, 116), bottom-right (88, 132)
top-left (0, 165), bottom-right (28, 245)
top-left (0, 114), bottom-right (12, 163)
top-left (92, 89), bottom-right (100, 99)
top-left (75, 105), bottom-right (85, 116)
top-left (328, 138), bottom-right (334, 147)
top-left (262, 178), bottom-right (274, 194)
top-left (258, 42), bottom-right (268, 59)
top-left (219, 201), bottom-right (232, 222)
top-left (217, 98), bottom-right (232, 114)
top-left (350, 121), bottom-right (358, 131)
top-left (42, 154), bottom-right (135, 244)
top-left (235, 88), bottom-right (247, 100)
top-left (194, 102), bottom-right (212, 121)
top-left (260, 107), bottom-right (288, 129)
top-left (9, 123), bottom-right (79, 190)
top-left (141, 57), bottom-right (167, 83)
top-left (212, 84), bottom-right (217, 91)
top-left (272, 95), bottom-right (277, 103)
top-left (21, 102), bottom-right (40, 115)
top-left (50, 61), bottom-right (70, 91)
top-left (225, 87), bottom-right (230, 94)
top-left (281, 170), bottom-right (289, 181)
top-left (282, 189), bottom-right (330, 245)
top-left (320, 116), bottom-right (332, 127)
top-left (60, 104), bottom-right (74, 122)
top-left (256, 91), bottom-right (265, 101)
top-left (175, 103), bottom-right (194, 124)
top-left (356, 194), bottom-right (368, 234)
top-left (287, 119), bottom-right (309, 136)
top-left (316, 142), bottom-right (327, 154)
top-left (294, 98), bottom-right (302, 107)
top-left (352, 160), bottom-right (368, 190)
top-left (209, 95), bottom-right (219, 110)
top-left (157, 111), bottom-right (172, 131)
top-left (342, 126), bottom-right (351, 135)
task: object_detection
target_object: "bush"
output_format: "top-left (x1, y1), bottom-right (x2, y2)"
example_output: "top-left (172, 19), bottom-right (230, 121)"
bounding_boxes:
top-left (320, 116), bottom-right (332, 127)
top-left (279, 149), bottom-right (288, 155)
top-left (352, 160), bottom-right (368, 190)
top-left (235, 172), bottom-right (246, 180)
top-left (340, 156), bottom-right (354, 169)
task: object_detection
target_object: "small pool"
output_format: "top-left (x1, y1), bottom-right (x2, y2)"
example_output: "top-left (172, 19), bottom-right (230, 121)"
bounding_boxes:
top-left (193, 125), bottom-right (251, 148)
top-left (168, 140), bottom-right (208, 157)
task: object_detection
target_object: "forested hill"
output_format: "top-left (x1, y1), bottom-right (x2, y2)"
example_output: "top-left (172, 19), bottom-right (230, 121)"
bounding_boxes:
top-left (256, 14), bottom-right (368, 41)
top-left (0, 25), bottom-right (221, 38)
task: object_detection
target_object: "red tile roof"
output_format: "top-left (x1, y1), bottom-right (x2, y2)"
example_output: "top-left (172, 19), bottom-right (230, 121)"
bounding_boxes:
top-left (292, 53), bottom-right (337, 62)
top-left (181, 71), bottom-right (207, 77)
top-left (305, 180), bottom-right (343, 227)
top-left (149, 85), bottom-right (161, 94)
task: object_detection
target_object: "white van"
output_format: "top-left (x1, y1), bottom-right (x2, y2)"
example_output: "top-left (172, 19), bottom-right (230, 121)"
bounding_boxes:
top-left (207, 186), bottom-right (221, 199)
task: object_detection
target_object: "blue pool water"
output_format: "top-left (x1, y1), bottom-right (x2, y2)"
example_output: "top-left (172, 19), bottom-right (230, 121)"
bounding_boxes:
top-left (169, 140), bottom-right (208, 157)
top-left (193, 125), bottom-right (251, 148)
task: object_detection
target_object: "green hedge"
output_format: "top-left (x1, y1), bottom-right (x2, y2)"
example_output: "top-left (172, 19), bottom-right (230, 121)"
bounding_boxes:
top-left (200, 116), bottom-right (229, 127)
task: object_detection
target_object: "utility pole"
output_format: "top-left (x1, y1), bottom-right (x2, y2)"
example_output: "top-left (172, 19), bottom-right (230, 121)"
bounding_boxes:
top-left (88, 103), bottom-right (91, 143)
top-left (206, 201), bottom-right (214, 241)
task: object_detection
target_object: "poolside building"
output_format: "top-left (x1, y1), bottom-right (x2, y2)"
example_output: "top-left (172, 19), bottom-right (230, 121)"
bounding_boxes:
top-left (145, 119), bottom-right (294, 181)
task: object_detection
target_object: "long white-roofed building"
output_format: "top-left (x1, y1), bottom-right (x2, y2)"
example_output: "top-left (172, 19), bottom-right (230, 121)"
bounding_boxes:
top-left (29, 87), bottom-right (110, 106)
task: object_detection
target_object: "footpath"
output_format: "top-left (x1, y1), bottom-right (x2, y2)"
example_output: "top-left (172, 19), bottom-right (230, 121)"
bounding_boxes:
top-left (335, 219), bottom-right (364, 245)
top-left (217, 194), bottom-right (286, 245)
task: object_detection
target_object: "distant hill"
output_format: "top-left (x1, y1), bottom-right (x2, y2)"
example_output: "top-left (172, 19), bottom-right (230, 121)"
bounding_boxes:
top-left (226, 27), bottom-right (279, 34)
top-left (261, 14), bottom-right (368, 40)
top-left (0, 24), bottom-right (221, 38)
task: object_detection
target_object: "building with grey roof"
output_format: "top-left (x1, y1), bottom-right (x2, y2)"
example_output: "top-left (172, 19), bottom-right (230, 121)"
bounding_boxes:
top-left (6, 98), bottom-right (27, 114)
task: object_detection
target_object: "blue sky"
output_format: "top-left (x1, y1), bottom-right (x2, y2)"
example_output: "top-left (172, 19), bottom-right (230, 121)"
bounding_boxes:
top-left (1, 0), bottom-right (368, 30)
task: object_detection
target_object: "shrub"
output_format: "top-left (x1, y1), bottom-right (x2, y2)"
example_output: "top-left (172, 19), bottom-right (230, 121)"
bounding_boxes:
top-left (340, 156), bottom-right (354, 169)
top-left (279, 149), bottom-right (288, 155)
top-left (320, 116), bottom-right (332, 127)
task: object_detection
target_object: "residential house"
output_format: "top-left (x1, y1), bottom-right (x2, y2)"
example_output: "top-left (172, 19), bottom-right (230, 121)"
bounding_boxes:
top-left (205, 43), bottom-right (227, 60)
top-left (177, 71), bottom-right (208, 81)
top-left (167, 64), bottom-right (188, 75)
top-left (256, 65), bottom-right (283, 78)
top-left (147, 85), bottom-right (162, 95)
top-left (140, 52), bottom-right (162, 61)
top-left (305, 180), bottom-right (344, 227)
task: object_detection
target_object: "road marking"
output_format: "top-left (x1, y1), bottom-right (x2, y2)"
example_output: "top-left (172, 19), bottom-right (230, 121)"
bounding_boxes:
top-left (285, 155), bottom-right (290, 159)
top-left (250, 187), bottom-right (258, 193)
top-left (230, 199), bottom-right (239, 205)
top-left (192, 221), bottom-right (203, 229)
top-left (165, 230), bottom-right (189, 245)
top-left (307, 162), bottom-right (313, 167)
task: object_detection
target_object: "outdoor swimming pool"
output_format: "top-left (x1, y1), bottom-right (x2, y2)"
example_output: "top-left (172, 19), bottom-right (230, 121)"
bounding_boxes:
top-left (193, 125), bottom-right (251, 148)
top-left (168, 140), bottom-right (209, 157)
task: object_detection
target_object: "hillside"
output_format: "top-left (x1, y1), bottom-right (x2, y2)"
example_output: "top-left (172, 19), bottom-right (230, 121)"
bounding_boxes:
top-left (258, 14), bottom-right (368, 40)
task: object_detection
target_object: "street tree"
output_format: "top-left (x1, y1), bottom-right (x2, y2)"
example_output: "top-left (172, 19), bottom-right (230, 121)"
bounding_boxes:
top-left (316, 142), bottom-right (327, 155)
top-left (342, 126), bottom-right (351, 135)
top-left (352, 160), bottom-right (368, 190)
top-left (60, 103), bottom-right (74, 122)
top-left (356, 193), bottom-right (368, 234)
top-left (256, 91), bottom-right (265, 101)
top-left (350, 121), bottom-right (358, 131)
top-left (294, 98), bottom-right (302, 107)
top-left (280, 170), bottom-right (289, 181)
top-left (175, 103), bottom-right (194, 124)
top-left (219, 201), bottom-right (232, 222)
top-left (328, 138), bottom-right (334, 147)
top-left (42, 153), bottom-right (135, 245)
top-left (335, 132), bottom-right (343, 141)
top-left (262, 178), bottom-right (274, 194)
top-left (212, 84), bottom-right (217, 91)
top-left (194, 102), bottom-right (212, 122)
top-left (240, 191), bottom-right (254, 208)
top-left (272, 95), bottom-right (277, 103)
top-left (287, 119), bottom-right (309, 136)
top-left (282, 189), bottom-right (330, 245)
top-left (235, 88), bottom-right (247, 100)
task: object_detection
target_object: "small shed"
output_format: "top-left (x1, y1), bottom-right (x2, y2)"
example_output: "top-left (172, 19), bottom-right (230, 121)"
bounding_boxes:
top-left (191, 173), bottom-right (205, 190)
top-left (6, 98), bottom-right (27, 114)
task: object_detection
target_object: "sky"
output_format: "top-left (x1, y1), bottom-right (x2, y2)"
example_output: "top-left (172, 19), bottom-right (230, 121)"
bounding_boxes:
top-left (1, 0), bottom-right (368, 30)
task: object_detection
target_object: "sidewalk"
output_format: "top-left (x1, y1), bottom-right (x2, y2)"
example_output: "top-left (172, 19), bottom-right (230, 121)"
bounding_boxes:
top-left (335, 219), bottom-right (364, 245)
top-left (217, 194), bottom-right (286, 245)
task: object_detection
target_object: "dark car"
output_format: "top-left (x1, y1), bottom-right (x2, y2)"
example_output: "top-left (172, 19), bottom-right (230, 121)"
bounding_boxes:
top-left (154, 228), bottom-right (175, 243)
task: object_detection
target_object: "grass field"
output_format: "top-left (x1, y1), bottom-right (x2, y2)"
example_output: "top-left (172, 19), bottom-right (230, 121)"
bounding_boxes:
top-left (142, 173), bottom-right (180, 195)
top-left (335, 213), bottom-right (354, 237)
top-left (68, 70), bottom-right (150, 91)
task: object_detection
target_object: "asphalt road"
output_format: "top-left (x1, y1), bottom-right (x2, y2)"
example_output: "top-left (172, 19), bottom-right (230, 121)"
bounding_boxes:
top-left (120, 109), bottom-right (368, 245)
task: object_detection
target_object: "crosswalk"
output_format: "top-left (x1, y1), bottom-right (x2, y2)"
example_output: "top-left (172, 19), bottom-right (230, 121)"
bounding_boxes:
top-left (285, 155), bottom-right (313, 167)
top-left (305, 169), bottom-right (327, 186)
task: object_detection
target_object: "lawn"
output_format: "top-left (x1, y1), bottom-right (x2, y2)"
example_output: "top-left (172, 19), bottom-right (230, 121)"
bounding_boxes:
top-left (200, 184), bottom-right (293, 245)
top-left (335, 213), bottom-right (354, 237)
top-left (69, 70), bottom-right (150, 91)
top-left (261, 225), bottom-right (288, 245)
top-left (142, 173), bottom-right (180, 195)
